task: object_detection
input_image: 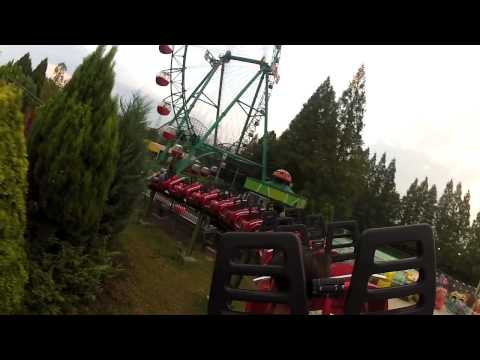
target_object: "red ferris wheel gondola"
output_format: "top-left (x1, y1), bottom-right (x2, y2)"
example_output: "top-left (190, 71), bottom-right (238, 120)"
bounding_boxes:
top-left (162, 125), bottom-right (176, 141)
top-left (159, 45), bottom-right (173, 54)
top-left (157, 102), bottom-right (171, 116)
top-left (191, 163), bottom-right (201, 175)
top-left (156, 72), bottom-right (170, 86)
top-left (171, 144), bottom-right (184, 159)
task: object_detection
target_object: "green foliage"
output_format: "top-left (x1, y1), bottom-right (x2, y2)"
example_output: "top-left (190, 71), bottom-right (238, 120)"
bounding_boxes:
top-left (146, 126), bottom-right (161, 143)
top-left (100, 93), bottom-right (151, 237)
top-left (241, 67), bottom-right (376, 222)
top-left (0, 61), bottom-right (38, 112)
top-left (40, 78), bottom-right (60, 103)
top-left (38, 63), bottom-right (67, 103)
top-left (353, 152), bottom-right (400, 230)
top-left (28, 46), bottom-right (119, 243)
top-left (400, 177), bottom-right (437, 225)
top-left (466, 212), bottom-right (480, 283)
top-left (24, 236), bottom-right (122, 314)
top-left (31, 58), bottom-right (48, 97)
top-left (435, 180), bottom-right (471, 277)
top-left (53, 63), bottom-right (67, 88)
top-left (276, 77), bottom-right (340, 218)
top-left (0, 82), bottom-right (29, 313)
top-left (14, 53), bottom-right (32, 77)
top-left (378, 156), bottom-right (401, 226)
top-left (240, 131), bottom-right (280, 178)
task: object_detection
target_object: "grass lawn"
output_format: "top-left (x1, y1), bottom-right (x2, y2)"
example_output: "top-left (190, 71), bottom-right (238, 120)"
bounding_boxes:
top-left (86, 221), bottom-right (216, 314)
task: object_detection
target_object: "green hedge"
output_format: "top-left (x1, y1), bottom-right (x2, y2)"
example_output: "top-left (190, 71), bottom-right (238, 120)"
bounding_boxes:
top-left (0, 82), bottom-right (29, 313)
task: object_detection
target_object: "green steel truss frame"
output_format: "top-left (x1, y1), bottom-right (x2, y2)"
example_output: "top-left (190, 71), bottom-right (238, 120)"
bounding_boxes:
top-left (159, 45), bottom-right (282, 182)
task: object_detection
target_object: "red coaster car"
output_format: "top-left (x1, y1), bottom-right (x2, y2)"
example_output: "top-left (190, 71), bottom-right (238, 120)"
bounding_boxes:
top-left (219, 201), bottom-right (249, 227)
top-left (233, 208), bottom-right (262, 231)
top-left (208, 196), bottom-right (242, 218)
top-left (245, 250), bottom-right (386, 315)
top-left (187, 188), bottom-right (221, 208)
top-left (169, 181), bottom-right (193, 199)
top-left (208, 225), bottom-right (436, 315)
top-left (184, 182), bottom-right (204, 199)
top-left (161, 176), bottom-right (185, 193)
top-left (199, 189), bottom-right (221, 207)
top-left (148, 177), bottom-right (165, 193)
top-left (186, 189), bottom-right (204, 207)
top-left (240, 217), bottom-right (264, 232)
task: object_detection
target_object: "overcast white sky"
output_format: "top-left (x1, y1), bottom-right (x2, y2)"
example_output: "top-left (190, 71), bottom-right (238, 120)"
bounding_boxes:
top-left (3, 45), bottom-right (480, 222)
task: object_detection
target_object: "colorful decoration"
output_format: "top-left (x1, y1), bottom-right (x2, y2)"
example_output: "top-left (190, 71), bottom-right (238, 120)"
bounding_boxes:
top-left (435, 287), bottom-right (448, 310)
top-left (272, 169), bottom-right (292, 185)
top-left (376, 272), bottom-right (395, 288)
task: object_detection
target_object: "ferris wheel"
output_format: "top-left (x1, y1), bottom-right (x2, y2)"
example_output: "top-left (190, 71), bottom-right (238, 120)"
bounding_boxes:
top-left (155, 45), bottom-right (282, 181)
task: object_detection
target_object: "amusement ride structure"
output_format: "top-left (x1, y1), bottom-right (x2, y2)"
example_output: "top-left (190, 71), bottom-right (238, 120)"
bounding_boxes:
top-left (147, 45), bottom-right (437, 315)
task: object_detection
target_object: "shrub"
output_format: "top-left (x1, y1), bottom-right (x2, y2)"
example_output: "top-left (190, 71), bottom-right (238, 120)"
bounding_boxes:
top-left (25, 236), bottom-right (122, 314)
top-left (0, 82), bottom-right (29, 313)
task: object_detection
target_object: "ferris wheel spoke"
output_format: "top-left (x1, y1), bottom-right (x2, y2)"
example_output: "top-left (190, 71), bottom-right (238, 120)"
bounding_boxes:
top-left (171, 83), bottom-right (183, 93)
top-left (168, 67), bottom-right (185, 73)
top-left (236, 101), bottom-right (251, 117)
top-left (173, 56), bottom-right (184, 67)
top-left (173, 45), bottom-right (185, 55)
top-left (200, 92), bottom-right (218, 108)
top-left (236, 99), bottom-right (261, 115)
top-left (170, 90), bottom-right (186, 98)
top-left (171, 72), bottom-right (183, 82)
top-left (196, 97), bottom-right (217, 109)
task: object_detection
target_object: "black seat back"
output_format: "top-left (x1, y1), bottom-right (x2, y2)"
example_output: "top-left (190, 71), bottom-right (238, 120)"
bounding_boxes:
top-left (259, 211), bottom-right (278, 231)
top-left (277, 216), bottom-right (295, 226)
top-left (208, 232), bottom-right (309, 315)
top-left (277, 224), bottom-right (308, 246)
top-left (344, 224), bottom-right (436, 315)
top-left (284, 208), bottom-right (306, 224)
top-left (305, 214), bottom-right (326, 242)
top-left (326, 220), bottom-right (360, 262)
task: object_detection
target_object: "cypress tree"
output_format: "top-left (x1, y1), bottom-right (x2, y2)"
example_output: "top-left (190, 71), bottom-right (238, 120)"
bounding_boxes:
top-left (359, 153), bottom-right (400, 228)
top-left (277, 77), bottom-right (338, 216)
top-left (337, 64), bottom-right (366, 161)
top-left (0, 61), bottom-right (37, 113)
top-left (466, 212), bottom-right (480, 284)
top-left (435, 180), bottom-right (471, 275)
top-left (458, 187), bottom-right (471, 249)
top-left (380, 158), bottom-right (401, 226)
top-left (31, 58), bottom-right (48, 97)
top-left (400, 177), bottom-right (437, 226)
top-left (335, 65), bottom-right (367, 219)
top-left (100, 93), bottom-right (150, 237)
top-left (400, 178), bottom-right (419, 225)
top-left (435, 180), bottom-right (455, 268)
top-left (425, 181), bottom-right (437, 225)
top-left (0, 82), bottom-right (29, 313)
top-left (29, 46), bottom-right (119, 243)
top-left (14, 53), bottom-right (32, 77)
top-left (352, 148), bottom-right (374, 230)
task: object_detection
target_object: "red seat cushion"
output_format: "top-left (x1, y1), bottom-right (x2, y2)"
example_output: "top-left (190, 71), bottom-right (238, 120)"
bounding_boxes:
top-left (330, 262), bottom-right (354, 277)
